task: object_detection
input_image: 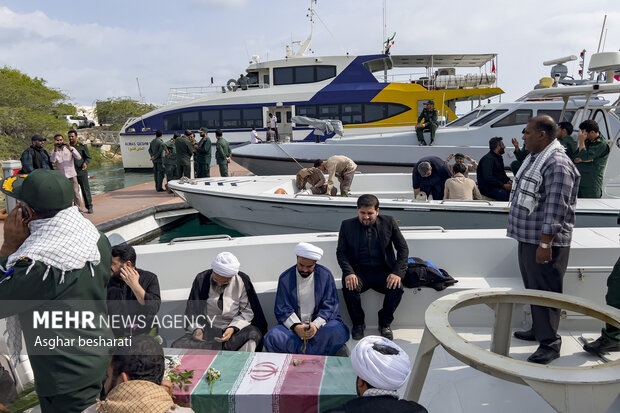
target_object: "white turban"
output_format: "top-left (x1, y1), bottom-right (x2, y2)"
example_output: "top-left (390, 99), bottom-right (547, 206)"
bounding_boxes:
top-left (350, 335), bottom-right (411, 391)
top-left (295, 242), bottom-right (323, 261)
top-left (211, 252), bottom-right (240, 278)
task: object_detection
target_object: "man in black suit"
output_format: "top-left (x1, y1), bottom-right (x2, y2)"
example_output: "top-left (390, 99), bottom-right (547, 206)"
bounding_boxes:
top-left (337, 194), bottom-right (409, 340)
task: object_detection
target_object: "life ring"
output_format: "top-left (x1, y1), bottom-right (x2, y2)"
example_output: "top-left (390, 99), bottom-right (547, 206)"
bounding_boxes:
top-left (226, 79), bottom-right (239, 92)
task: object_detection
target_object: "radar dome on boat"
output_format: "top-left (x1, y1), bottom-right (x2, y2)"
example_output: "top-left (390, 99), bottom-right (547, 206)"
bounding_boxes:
top-left (588, 52), bottom-right (620, 72)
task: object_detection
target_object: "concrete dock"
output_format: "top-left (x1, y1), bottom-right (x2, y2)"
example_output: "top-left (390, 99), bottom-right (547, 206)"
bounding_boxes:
top-left (0, 162), bottom-right (250, 245)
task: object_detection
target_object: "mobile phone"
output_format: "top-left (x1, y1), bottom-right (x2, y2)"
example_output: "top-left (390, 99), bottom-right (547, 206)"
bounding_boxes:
top-left (21, 206), bottom-right (30, 221)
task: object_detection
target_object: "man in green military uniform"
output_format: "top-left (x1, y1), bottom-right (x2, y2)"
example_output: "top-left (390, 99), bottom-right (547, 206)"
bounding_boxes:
top-left (510, 133), bottom-right (530, 175)
top-left (148, 130), bottom-right (166, 192)
top-left (68, 130), bottom-right (93, 213)
top-left (195, 127), bottom-right (212, 178)
top-left (574, 119), bottom-right (610, 198)
top-left (215, 129), bottom-right (232, 177)
top-left (415, 100), bottom-right (438, 146)
top-left (557, 121), bottom-right (578, 160)
top-left (164, 133), bottom-right (179, 187)
top-left (0, 169), bottom-right (112, 412)
top-left (583, 212), bottom-right (620, 355)
top-left (175, 129), bottom-right (194, 178)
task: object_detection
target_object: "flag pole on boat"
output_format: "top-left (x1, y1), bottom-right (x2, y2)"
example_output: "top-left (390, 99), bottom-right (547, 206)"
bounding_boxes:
top-left (273, 143), bottom-right (305, 170)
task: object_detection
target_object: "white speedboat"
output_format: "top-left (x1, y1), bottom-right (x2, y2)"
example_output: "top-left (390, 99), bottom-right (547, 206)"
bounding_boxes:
top-left (168, 173), bottom-right (620, 236)
top-left (119, 3), bottom-right (501, 169)
top-left (231, 52), bottom-right (620, 174)
top-left (4, 229), bottom-right (619, 412)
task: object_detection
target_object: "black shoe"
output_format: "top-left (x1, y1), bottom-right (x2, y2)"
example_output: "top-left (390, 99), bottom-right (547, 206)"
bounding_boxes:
top-left (419, 141), bottom-right (427, 146)
top-left (379, 325), bottom-right (393, 340)
top-left (352, 324), bottom-right (365, 340)
top-left (333, 345), bottom-right (350, 357)
top-left (583, 335), bottom-right (620, 355)
top-left (87, 207), bottom-right (93, 214)
top-left (527, 345), bottom-right (559, 364)
top-left (429, 141), bottom-right (435, 146)
top-left (514, 329), bottom-right (536, 341)
top-left (156, 189), bottom-right (166, 192)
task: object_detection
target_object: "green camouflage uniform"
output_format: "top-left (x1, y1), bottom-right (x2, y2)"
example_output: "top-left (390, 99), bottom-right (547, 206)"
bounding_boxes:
top-left (574, 135), bottom-right (610, 198)
top-left (72, 141), bottom-right (93, 209)
top-left (175, 135), bottom-right (194, 178)
top-left (148, 136), bottom-right (165, 191)
top-left (215, 136), bottom-right (232, 177)
top-left (416, 107), bottom-right (438, 144)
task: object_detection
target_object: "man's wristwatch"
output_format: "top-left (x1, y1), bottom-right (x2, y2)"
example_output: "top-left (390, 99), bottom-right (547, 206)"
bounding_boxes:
top-left (540, 242), bottom-right (551, 249)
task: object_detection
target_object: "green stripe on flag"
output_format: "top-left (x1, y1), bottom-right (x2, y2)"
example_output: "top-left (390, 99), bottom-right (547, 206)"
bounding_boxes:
top-left (191, 351), bottom-right (254, 413)
top-left (318, 356), bottom-right (357, 412)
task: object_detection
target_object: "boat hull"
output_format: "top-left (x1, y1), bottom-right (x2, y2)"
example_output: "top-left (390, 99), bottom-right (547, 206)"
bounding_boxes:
top-left (168, 175), bottom-right (620, 235)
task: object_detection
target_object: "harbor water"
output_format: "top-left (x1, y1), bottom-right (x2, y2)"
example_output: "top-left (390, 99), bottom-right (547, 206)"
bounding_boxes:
top-left (90, 165), bottom-right (238, 243)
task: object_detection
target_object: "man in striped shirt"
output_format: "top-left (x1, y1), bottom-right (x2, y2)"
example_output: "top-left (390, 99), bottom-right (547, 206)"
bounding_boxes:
top-left (507, 115), bottom-right (580, 365)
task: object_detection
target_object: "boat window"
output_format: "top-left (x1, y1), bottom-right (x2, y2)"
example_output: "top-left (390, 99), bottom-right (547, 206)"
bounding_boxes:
top-left (536, 109), bottom-right (575, 123)
top-left (296, 105), bottom-right (317, 117)
top-left (445, 109), bottom-right (491, 128)
top-left (274, 67), bottom-right (294, 85)
top-left (316, 66), bottom-right (337, 81)
top-left (201, 110), bottom-right (220, 129)
top-left (274, 65), bottom-right (337, 85)
top-left (295, 66), bottom-right (315, 83)
top-left (246, 72), bottom-right (259, 87)
top-left (242, 108), bottom-right (262, 128)
top-left (318, 105), bottom-right (339, 119)
top-left (491, 109), bottom-right (533, 128)
top-left (181, 111), bottom-right (200, 129)
top-left (387, 103), bottom-right (408, 118)
top-left (286, 111), bottom-right (292, 123)
top-left (341, 103), bottom-right (363, 124)
top-left (364, 103), bottom-right (387, 123)
top-left (263, 74), bottom-right (270, 85)
top-left (222, 109), bottom-right (241, 128)
top-left (470, 109), bottom-right (508, 127)
top-left (163, 113), bottom-right (181, 130)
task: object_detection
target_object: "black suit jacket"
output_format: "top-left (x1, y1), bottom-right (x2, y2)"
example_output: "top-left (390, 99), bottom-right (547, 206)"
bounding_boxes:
top-left (336, 215), bottom-right (409, 278)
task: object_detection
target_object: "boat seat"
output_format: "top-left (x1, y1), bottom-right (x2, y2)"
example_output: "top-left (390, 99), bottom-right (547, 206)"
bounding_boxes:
top-left (404, 289), bottom-right (620, 413)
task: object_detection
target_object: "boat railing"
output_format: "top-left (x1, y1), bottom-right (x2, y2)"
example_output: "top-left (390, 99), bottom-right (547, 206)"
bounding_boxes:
top-left (168, 234), bottom-right (233, 245)
top-left (399, 226), bottom-right (447, 232)
top-left (439, 199), bottom-right (493, 206)
top-left (165, 83), bottom-right (271, 105)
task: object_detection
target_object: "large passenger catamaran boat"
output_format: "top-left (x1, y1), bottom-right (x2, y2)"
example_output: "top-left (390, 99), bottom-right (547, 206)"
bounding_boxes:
top-left (119, 3), bottom-right (502, 169)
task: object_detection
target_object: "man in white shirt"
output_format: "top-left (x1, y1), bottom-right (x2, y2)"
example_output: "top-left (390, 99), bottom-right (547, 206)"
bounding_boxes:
top-left (264, 242), bottom-right (350, 355)
top-left (268, 113), bottom-right (278, 141)
top-left (250, 127), bottom-right (262, 144)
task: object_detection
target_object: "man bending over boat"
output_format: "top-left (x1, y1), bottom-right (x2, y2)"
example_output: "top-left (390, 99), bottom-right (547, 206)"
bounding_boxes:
top-left (296, 160), bottom-right (337, 195)
top-left (173, 252), bottom-right (267, 351)
top-left (325, 336), bottom-right (427, 413)
top-left (264, 242), bottom-right (350, 355)
top-left (337, 194), bottom-right (409, 341)
top-left (0, 169), bottom-right (112, 412)
top-left (317, 155), bottom-right (357, 197)
top-left (508, 115), bottom-right (580, 364)
top-left (412, 155), bottom-right (452, 200)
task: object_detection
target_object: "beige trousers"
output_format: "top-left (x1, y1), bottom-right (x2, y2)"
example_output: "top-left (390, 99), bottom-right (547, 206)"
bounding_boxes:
top-left (70, 177), bottom-right (84, 210)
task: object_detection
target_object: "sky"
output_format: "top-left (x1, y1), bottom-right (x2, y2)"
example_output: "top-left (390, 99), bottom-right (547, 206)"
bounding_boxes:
top-left (0, 0), bottom-right (618, 109)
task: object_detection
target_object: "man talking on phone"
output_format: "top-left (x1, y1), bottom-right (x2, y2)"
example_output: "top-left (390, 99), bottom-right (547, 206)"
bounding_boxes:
top-left (0, 169), bottom-right (112, 412)
top-left (107, 243), bottom-right (161, 338)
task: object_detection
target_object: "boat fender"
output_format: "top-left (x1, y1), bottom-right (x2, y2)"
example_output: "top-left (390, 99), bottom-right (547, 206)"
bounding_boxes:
top-left (227, 79), bottom-right (239, 92)
top-left (274, 188), bottom-right (288, 194)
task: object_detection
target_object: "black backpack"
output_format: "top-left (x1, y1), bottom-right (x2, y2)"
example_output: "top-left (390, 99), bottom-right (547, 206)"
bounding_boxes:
top-left (403, 257), bottom-right (458, 291)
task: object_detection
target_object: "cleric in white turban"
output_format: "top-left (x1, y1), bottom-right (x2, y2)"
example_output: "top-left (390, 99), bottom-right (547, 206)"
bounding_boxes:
top-left (322, 336), bottom-right (427, 412)
top-left (171, 251), bottom-right (268, 352)
top-left (263, 242), bottom-right (350, 356)
top-left (211, 251), bottom-right (240, 277)
top-left (295, 242), bottom-right (324, 261)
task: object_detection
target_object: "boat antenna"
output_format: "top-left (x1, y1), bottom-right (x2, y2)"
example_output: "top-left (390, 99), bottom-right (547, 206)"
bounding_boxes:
top-left (274, 143), bottom-right (305, 170)
top-left (136, 77), bottom-right (147, 130)
top-left (312, 6), bottom-right (347, 56)
top-left (596, 14), bottom-right (607, 53)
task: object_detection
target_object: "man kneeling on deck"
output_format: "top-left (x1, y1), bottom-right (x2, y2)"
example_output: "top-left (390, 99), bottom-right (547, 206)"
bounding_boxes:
top-left (264, 242), bottom-right (350, 355)
top-left (296, 160), bottom-right (337, 195)
top-left (325, 336), bottom-right (427, 413)
top-left (172, 252), bottom-right (267, 351)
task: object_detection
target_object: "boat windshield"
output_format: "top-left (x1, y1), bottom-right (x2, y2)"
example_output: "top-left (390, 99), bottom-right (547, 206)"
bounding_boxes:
top-left (537, 109), bottom-right (576, 123)
top-left (470, 109), bottom-right (508, 127)
top-left (445, 109), bottom-right (491, 127)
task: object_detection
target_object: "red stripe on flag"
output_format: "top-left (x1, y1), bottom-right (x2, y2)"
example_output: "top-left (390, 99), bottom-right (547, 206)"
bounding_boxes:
top-left (277, 355), bottom-right (326, 413)
top-left (173, 349), bottom-right (218, 407)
